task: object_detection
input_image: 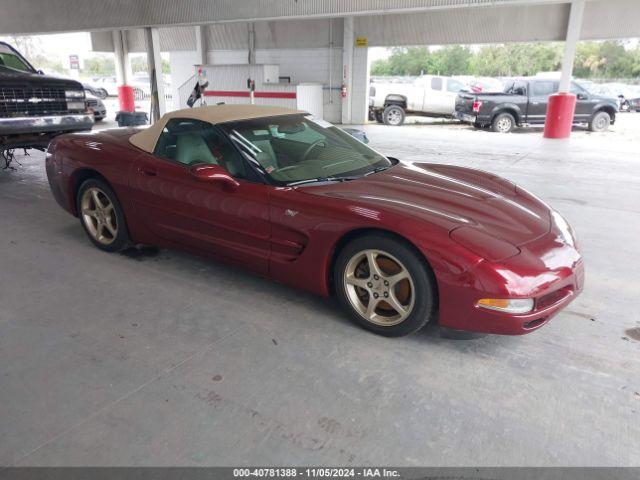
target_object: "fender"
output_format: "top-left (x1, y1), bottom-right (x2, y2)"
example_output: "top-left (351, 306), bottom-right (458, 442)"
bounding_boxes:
top-left (591, 101), bottom-right (617, 123)
top-left (489, 103), bottom-right (523, 124)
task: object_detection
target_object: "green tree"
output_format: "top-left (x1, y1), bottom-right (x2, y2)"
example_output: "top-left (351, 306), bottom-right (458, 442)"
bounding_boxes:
top-left (372, 41), bottom-right (640, 80)
top-left (82, 56), bottom-right (115, 76)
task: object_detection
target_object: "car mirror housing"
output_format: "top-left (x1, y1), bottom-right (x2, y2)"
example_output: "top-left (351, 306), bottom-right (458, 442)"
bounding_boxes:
top-left (189, 164), bottom-right (240, 191)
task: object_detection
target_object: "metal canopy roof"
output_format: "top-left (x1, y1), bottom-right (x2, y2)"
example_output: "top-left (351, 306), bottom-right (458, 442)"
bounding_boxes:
top-left (1, 0), bottom-right (638, 46)
top-left (0, 0), bottom-right (621, 35)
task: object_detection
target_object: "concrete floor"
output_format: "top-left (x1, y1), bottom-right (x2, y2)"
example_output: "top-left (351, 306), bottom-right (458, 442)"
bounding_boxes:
top-left (1, 114), bottom-right (639, 466)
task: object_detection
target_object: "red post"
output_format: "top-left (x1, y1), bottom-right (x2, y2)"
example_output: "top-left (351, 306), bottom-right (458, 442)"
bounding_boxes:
top-left (118, 85), bottom-right (135, 113)
top-left (543, 92), bottom-right (577, 139)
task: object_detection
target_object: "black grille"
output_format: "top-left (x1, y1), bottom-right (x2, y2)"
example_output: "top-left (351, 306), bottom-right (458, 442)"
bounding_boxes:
top-left (0, 87), bottom-right (75, 118)
top-left (86, 99), bottom-right (98, 107)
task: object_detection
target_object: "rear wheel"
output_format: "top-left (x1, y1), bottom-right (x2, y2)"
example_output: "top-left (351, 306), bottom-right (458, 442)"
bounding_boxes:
top-left (334, 234), bottom-right (436, 337)
top-left (77, 179), bottom-right (130, 252)
top-left (589, 111), bottom-right (611, 132)
top-left (492, 112), bottom-right (515, 133)
top-left (374, 110), bottom-right (384, 123)
top-left (382, 105), bottom-right (406, 126)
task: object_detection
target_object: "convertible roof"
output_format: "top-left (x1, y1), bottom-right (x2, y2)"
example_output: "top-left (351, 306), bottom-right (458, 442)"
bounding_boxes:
top-left (129, 104), bottom-right (305, 153)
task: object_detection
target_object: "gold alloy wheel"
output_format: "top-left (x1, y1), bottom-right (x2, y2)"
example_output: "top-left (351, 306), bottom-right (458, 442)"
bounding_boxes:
top-left (80, 187), bottom-right (118, 246)
top-left (343, 249), bottom-right (415, 326)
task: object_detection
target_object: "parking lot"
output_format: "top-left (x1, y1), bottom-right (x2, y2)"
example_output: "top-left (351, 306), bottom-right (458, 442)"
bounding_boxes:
top-left (1, 114), bottom-right (639, 466)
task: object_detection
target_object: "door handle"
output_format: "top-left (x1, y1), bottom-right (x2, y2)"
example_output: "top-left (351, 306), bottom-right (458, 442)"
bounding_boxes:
top-left (138, 167), bottom-right (157, 177)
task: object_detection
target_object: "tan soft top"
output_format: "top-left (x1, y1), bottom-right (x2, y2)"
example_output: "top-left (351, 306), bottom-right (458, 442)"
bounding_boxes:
top-left (129, 104), bottom-right (306, 153)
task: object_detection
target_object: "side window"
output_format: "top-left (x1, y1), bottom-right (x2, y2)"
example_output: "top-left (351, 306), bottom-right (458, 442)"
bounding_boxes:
top-left (513, 81), bottom-right (528, 96)
top-left (532, 81), bottom-right (557, 97)
top-left (570, 82), bottom-right (586, 95)
top-left (447, 79), bottom-right (464, 93)
top-left (430, 77), bottom-right (443, 91)
top-left (154, 118), bottom-right (247, 178)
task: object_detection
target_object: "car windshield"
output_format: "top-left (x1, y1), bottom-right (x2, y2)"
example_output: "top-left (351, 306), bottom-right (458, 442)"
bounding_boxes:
top-left (221, 114), bottom-right (393, 186)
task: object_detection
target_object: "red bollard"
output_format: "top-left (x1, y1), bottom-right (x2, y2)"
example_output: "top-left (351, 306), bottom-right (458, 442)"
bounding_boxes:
top-left (118, 85), bottom-right (135, 113)
top-left (543, 92), bottom-right (577, 139)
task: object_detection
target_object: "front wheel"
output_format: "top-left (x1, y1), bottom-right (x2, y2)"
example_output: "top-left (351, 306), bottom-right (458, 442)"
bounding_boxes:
top-left (334, 234), bottom-right (437, 337)
top-left (382, 105), bottom-right (406, 126)
top-left (77, 179), bottom-right (130, 252)
top-left (589, 111), bottom-right (611, 132)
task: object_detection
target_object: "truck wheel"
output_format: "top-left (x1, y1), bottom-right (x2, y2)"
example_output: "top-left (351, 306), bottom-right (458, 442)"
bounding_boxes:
top-left (492, 112), bottom-right (515, 133)
top-left (383, 105), bottom-right (405, 126)
top-left (375, 111), bottom-right (384, 123)
top-left (589, 111), bottom-right (611, 132)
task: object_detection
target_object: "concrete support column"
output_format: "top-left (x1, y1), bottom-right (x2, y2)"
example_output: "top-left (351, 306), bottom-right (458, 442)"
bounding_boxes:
top-left (559, 0), bottom-right (586, 92)
top-left (351, 43), bottom-right (370, 125)
top-left (144, 27), bottom-right (166, 121)
top-left (248, 22), bottom-right (256, 65)
top-left (341, 16), bottom-right (354, 124)
top-left (112, 30), bottom-right (131, 86)
top-left (195, 25), bottom-right (208, 65)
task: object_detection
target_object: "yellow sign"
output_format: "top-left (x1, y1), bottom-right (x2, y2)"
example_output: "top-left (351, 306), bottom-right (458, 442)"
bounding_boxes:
top-left (355, 37), bottom-right (368, 47)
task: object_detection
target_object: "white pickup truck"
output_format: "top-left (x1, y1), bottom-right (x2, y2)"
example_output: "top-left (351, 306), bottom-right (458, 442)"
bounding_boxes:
top-left (368, 75), bottom-right (467, 126)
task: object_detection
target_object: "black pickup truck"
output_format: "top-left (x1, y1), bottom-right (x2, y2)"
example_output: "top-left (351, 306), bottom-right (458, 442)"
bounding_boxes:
top-left (454, 78), bottom-right (618, 133)
top-left (1, 41), bottom-right (94, 152)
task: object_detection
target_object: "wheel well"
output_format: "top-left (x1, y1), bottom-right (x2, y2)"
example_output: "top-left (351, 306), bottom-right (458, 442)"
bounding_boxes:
top-left (68, 168), bottom-right (109, 216)
top-left (492, 109), bottom-right (518, 124)
top-left (384, 95), bottom-right (407, 109)
top-left (328, 228), bottom-right (439, 308)
top-left (593, 105), bottom-right (616, 121)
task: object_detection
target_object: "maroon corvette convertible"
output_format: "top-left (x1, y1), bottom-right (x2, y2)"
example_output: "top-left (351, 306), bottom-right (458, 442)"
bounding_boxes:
top-left (46, 105), bottom-right (584, 337)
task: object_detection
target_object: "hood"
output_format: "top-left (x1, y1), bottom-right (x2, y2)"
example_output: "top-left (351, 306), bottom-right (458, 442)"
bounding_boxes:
top-left (0, 67), bottom-right (84, 90)
top-left (298, 162), bottom-right (551, 248)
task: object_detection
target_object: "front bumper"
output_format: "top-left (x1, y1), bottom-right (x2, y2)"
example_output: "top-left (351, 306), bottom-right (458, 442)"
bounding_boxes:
top-left (437, 232), bottom-right (584, 335)
top-left (0, 114), bottom-right (94, 135)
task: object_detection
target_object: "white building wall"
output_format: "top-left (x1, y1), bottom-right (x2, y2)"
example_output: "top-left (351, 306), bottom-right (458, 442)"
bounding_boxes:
top-left (193, 47), bottom-right (343, 123)
top-left (170, 50), bottom-right (201, 109)
top-left (168, 17), bottom-right (345, 122)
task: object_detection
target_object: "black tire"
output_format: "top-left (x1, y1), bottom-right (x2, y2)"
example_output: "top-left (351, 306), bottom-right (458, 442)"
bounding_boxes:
top-left (473, 122), bottom-right (482, 129)
top-left (77, 178), bottom-right (131, 252)
top-left (374, 111), bottom-right (384, 123)
top-left (334, 233), bottom-right (437, 337)
top-left (382, 105), bottom-right (406, 126)
top-left (589, 111), bottom-right (611, 132)
top-left (97, 88), bottom-right (108, 99)
top-left (491, 112), bottom-right (515, 133)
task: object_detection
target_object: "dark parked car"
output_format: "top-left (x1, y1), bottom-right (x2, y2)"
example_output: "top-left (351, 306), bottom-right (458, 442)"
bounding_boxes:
top-left (454, 78), bottom-right (618, 133)
top-left (0, 41), bottom-right (93, 151)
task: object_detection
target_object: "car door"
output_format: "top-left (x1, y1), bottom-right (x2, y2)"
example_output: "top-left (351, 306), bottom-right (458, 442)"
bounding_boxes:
top-left (423, 76), bottom-right (447, 114)
top-left (129, 118), bottom-right (271, 274)
top-left (527, 80), bottom-right (557, 124)
top-left (443, 78), bottom-right (465, 115)
top-left (407, 77), bottom-right (426, 112)
top-left (571, 82), bottom-right (597, 122)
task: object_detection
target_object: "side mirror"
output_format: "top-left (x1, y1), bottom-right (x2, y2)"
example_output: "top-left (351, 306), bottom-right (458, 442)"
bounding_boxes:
top-left (577, 93), bottom-right (588, 100)
top-left (189, 164), bottom-right (239, 191)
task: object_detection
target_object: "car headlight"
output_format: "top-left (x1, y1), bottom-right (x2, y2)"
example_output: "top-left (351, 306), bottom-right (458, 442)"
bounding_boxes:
top-left (551, 211), bottom-right (577, 247)
top-left (477, 298), bottom-right (534, 314)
